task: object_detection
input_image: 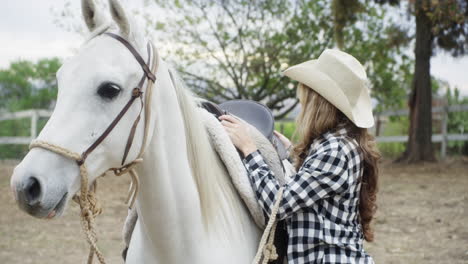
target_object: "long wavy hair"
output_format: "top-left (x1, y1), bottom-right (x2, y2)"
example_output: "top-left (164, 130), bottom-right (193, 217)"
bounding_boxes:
top-left (291, 83), bottom-right (381, 242)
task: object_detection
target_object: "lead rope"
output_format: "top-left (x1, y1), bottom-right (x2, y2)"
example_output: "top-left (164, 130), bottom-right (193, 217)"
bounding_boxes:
top-left (28, 42), bottom-right (159, 264)
top-left (29, 141), bottom-right (106, 264)
top-left (252, 187), bottom-right (284, 264)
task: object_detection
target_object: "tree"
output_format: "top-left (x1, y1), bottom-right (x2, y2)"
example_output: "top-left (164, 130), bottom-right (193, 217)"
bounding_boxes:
top-left (148, 0), bottom-right (335, 118)
top-left (55, 1), bottom-right (412, 119)
top-left (331, 0), bottom-right (414, 135)
top-left (0, 58), bottom-right (61, 112)
top-left (373, 0), bottom-right (467, 163)
top-left (150, 0), bottom-right (415, 119)
top-left (331, 0), bottom-right (366, 50)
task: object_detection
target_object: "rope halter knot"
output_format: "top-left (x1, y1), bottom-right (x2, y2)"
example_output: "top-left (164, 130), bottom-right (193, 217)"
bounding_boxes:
top-left (263, 244), bottom-right (278, 261)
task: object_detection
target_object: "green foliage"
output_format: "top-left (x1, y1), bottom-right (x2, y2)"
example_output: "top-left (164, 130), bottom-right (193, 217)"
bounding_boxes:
top-left (447, 87), bottom-right (468, 134)
top-left (377, 142), bottom-right (406, 158)
top-left (335, 1), bottom-right (413, 112)
top-left (370, 0), bottom-right (468, 162)
top-left (275, 120), bottom-right (298, 142)
top-left (0, 118), bottom-right (49, 160)
top-left (332, 0), bottom-right (366, 49)
top-left (373, 0), bottom-right (468, 57)
top-left (424, 0), bottom-right (468, 57)
top-left (446, 87), bottom-right (468, 155)
top-left (377, 116), bottom-right (409, 157)
top-left (0, 119), bottom-right (30, 159)
top-left (150, 0), bottom-right (337, 118)
top-left (0, 59), bottom-right (59, 159)
top-left (275, 118), bottom-right (412, 158)
top-left (149, 0), bottom-right (412, 118)
top-left (54, 1), bottom-right (414, 118)
top-left (0, 58), bottom-right (61, 111)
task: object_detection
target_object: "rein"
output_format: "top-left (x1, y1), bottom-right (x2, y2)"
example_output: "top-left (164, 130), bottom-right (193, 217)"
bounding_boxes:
top-left (29, 32), bottom-right (159, 264)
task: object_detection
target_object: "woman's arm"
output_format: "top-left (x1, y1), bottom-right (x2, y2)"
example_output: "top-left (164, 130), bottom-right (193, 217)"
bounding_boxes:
top-left (218, 113), bottom-right (351, 220)
top-left (243, 143), bottom-right (350, 220)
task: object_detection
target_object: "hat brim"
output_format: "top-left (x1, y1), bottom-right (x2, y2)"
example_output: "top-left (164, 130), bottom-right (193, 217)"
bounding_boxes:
top-left (283, 60), bottom-right (374, 128)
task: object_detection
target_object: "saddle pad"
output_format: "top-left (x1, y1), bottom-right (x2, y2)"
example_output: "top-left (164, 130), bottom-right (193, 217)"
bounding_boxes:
top-left (122, 108), bottom-right (293, 250)
top-left (199, 108), bottom-right (287, 228)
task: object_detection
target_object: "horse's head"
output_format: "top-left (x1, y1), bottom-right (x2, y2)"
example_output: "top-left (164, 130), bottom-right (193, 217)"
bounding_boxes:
top-left (10, 0), bottom-right (155, 219)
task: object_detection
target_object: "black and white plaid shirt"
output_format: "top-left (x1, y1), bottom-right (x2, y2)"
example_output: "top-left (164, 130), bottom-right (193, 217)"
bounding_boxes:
top-left (242, 127), bottom-right (374, 264)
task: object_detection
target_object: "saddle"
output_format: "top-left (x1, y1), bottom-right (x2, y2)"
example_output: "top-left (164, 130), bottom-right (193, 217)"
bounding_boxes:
top-left (201, 99), bottom-right (289, 264)
top-left (122, 100), bottom-right (291, 263)
top-left (200, 99), bottom-right (289, 160)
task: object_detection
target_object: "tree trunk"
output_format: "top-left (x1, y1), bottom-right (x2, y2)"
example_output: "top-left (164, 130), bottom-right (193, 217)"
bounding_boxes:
top-left (332, 0), bottom-right (345, 50)
top-left (397, 0), bottom-right (436, 163)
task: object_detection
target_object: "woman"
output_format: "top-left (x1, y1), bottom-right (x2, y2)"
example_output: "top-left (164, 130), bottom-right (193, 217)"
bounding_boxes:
top-left (219, 49), bottom-right (380, 264)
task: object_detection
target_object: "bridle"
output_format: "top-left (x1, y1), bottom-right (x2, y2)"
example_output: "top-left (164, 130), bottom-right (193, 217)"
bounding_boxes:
top-left (29, 32), bottom-right (159, 264)
top-left (77, 33), bottom-right (156, 168)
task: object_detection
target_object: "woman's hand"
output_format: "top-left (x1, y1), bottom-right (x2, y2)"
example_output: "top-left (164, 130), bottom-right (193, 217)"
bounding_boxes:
top-left (273, 130), bottom-right (292, 150)
top-left (219, 114), bottom-right (258, 156)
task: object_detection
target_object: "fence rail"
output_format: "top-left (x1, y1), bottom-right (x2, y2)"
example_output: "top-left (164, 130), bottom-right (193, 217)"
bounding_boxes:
top-left (278, 104), bottom-right (468, 159)
top-left (1, 105), bottom-right (467, 158)
top-left (0, 109), bottom-right (52, 144)
top-left (373, 103), bottom-right (467, 159)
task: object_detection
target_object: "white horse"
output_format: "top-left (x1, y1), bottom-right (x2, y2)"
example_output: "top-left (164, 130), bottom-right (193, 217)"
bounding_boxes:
top-left (10, 0), bottom-right (261, 263)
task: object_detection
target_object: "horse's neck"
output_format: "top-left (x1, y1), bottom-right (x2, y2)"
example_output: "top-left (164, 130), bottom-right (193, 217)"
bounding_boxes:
top-left (131, 62), bottom-right (259, 263)
top-left (133, 61), bottom-right (205, 259)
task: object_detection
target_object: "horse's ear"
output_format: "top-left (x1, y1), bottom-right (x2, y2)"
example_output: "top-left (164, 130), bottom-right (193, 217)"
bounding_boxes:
top-left (109, 0), bottom-right (130, 37)
top-left (81, 0), bottom-right (104, 31)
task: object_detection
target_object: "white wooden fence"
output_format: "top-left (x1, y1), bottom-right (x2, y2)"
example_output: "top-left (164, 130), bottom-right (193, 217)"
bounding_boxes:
top-left (1, 105), bottom-right (467, 158)
top-left (277, 104), bottom-right (468, 159)
top-left (0, 109), bottom-right (52, 144)
top-left (375, 104), bottom-right (468, 159)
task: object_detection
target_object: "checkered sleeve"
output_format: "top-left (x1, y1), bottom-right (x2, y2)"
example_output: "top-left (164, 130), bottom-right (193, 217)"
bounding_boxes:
top-left (242, 144), bottom-right (350, 220)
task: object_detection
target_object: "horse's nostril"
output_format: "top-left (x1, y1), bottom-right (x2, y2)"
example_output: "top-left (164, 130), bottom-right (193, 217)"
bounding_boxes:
top-left (25, 176), bottom-right (41, 205)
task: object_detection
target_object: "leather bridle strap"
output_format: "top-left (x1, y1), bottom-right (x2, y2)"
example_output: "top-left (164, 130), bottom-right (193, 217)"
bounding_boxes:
top-left (104, 32), bottom-right (156, 82)
top-left (29, 33), bottom-right (159, 264)
top-left (77, 33), bottom-right (155, 167)
top-left (78, 87), bottom-right (142, 165)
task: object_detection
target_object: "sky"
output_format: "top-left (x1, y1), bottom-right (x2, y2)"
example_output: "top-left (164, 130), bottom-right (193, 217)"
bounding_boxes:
top-left (1, 0), bottom-right (467, 96)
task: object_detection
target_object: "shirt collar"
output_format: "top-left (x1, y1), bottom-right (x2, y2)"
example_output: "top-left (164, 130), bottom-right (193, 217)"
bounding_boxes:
top-left (334, 126), bottom-right (349, 136)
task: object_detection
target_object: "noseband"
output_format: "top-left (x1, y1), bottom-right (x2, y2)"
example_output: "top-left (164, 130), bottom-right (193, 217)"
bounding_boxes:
top-left (29, 32), bottom-right (159, 264)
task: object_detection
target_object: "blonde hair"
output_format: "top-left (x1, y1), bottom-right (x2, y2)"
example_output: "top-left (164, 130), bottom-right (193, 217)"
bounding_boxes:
top-left (291, 83), bottom-right (381, 241)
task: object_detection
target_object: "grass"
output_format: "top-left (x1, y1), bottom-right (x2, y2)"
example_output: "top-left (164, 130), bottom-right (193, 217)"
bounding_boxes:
top-left (275, 118), bottom-right (414, 159)
top-left (0, 118), bottom-right (49, 159)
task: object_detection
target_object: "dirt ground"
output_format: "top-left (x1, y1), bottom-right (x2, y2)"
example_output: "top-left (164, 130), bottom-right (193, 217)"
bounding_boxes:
top-left (1, 159), bottom-right (467, 264)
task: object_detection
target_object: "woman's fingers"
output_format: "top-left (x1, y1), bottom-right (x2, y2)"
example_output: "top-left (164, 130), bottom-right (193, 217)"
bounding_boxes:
top-left (274, 130), bottom-right (292, 148)
top-left (219, 114), bottom-right (240, 124)
top-left (220, 119), bottom-right (236, 128)
top-left (274, 130), bottom-right (288, 140)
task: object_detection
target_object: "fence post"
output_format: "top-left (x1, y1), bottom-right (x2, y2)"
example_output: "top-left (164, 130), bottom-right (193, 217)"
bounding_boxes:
top-left (441, 102), bottom-right (448, 160)
top-left (375, 113), bottom-right (381, 137)
top-left (31, 110), bottom-right (38, 140)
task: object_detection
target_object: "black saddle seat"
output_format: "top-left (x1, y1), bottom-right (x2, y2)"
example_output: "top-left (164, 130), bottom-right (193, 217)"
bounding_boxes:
top-left (219, 100), bottom-right (275, 140)
top-left (201, 99), bottom-right (288, 160)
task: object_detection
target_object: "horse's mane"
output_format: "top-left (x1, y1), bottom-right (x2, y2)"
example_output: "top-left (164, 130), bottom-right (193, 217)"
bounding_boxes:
top-left (168, 69), bottom-right (247, 236)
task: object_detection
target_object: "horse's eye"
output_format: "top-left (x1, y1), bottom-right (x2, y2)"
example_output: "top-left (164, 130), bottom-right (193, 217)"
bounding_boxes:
top-left (97, 82), bottom-right (121, 100)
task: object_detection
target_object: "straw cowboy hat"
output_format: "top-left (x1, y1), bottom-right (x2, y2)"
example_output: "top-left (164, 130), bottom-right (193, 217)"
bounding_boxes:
top-left (283, 49), bottom-right (374, 128)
